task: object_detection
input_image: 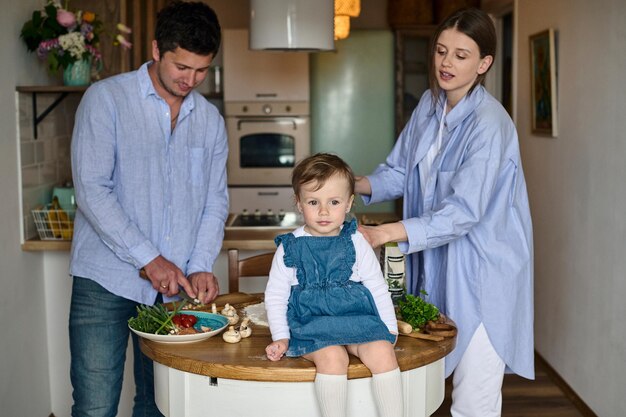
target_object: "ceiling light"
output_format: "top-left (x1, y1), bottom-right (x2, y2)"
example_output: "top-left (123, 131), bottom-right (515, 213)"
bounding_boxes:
top-left (334, 15), bottom-right (350, 40)
top-left (334, 0), bottom-right (360, 40)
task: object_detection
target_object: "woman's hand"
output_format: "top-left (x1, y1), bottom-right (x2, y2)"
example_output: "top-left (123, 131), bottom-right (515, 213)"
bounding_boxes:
top-left (354, 176), bottom-right (372, 196)
top-left (358, 222), bottom-right (408, 248)
top-left (266, 339), bottom-right (289, 361)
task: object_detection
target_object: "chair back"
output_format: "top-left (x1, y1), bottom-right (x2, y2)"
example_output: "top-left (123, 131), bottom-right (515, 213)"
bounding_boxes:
top-left (227, 249), bottom-right (275, 293)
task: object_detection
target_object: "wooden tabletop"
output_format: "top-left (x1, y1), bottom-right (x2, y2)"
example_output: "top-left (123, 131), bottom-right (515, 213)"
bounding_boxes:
top-left (140, 293), bottom-right (456, 382)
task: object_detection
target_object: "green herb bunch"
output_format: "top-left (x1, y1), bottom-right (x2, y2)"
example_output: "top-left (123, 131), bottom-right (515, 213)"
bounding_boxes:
top-left (397, 291), bottom-right (440, 330)
top-left (128, 301), bottom-right (185, 335)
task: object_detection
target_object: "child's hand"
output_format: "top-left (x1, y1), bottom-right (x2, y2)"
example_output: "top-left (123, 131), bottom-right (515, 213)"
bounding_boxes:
top-left (266, 339), bottom-right (289, 361)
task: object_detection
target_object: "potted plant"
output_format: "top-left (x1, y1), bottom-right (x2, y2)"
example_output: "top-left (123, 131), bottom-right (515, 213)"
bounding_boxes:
top-left (20, 0), bottom-right (131, 86)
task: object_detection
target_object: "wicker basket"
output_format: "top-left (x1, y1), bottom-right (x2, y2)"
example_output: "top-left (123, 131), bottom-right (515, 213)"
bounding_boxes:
top-left (32, 205), bottom-right (75, 240)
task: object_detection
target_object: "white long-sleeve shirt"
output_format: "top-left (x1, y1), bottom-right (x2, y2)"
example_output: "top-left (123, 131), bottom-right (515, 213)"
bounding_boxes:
top-left (265, 226), bottom-right (398, 341)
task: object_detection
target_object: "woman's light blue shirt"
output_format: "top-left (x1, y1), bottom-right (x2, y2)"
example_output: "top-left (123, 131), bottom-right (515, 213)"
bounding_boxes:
top-left (70, 62), bottom-right (229, 305)
top-left (364, 86), bottom-right (534, 379)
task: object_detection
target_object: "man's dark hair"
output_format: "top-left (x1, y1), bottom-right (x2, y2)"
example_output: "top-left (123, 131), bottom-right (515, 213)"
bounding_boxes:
top-left (155, 1), bottom-right (221, 58)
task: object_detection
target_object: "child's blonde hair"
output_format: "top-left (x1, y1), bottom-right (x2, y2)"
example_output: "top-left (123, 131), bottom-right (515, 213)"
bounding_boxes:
top-left (292, 153), bottom-right (355, 200)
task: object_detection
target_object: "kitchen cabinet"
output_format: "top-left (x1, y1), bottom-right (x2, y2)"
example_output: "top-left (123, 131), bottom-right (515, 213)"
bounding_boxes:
top-left (222, 29), bottom-right (309, 102)
top-left (394, 27), bottom-right (436, 136)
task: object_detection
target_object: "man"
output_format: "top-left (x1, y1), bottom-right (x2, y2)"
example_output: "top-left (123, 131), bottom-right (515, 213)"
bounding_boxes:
top-left (68, 2), bottom-right (227, 416)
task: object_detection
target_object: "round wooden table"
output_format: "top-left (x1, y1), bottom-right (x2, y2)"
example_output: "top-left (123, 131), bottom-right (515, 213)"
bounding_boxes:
top-left (140, 293), bottom-right (456, 417)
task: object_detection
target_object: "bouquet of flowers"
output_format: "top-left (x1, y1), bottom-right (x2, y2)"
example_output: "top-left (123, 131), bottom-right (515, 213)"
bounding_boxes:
top-left (20, 0), bottom-right (131, 74)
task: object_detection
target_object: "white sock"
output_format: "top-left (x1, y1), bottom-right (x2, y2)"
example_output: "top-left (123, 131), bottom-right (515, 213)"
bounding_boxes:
top-left (371, 368), bottom-right (404, 417)
top-left (314, 373), bottom-right (348, 417)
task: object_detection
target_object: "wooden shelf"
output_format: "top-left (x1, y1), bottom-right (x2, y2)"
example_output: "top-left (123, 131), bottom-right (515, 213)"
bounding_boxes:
top-left (16, 85), bottom-right (88, 139)
top-left (16, 85), bottom-right (88, 93)
top-left (22, 239), bottom-right (71, 251)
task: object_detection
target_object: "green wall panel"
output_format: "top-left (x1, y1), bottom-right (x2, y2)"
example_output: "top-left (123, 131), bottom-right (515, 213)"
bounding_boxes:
top-left (310, 30), bottom-right (395, 213)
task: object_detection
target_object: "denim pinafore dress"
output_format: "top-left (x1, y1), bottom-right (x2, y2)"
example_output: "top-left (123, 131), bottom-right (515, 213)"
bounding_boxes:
top-left (275, 219), bottom-right (396, 357)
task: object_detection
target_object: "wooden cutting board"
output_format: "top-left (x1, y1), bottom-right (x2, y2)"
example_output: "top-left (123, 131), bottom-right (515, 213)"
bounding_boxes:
top-left (168, 291), bottom-right (263, 311)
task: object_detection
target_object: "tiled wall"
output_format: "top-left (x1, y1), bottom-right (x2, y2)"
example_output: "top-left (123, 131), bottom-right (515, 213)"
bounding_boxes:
top-left (18, 91), bottom-right (81, 241)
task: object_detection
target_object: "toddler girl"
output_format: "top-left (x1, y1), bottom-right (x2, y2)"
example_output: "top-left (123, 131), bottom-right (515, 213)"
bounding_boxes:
top-left (265, 153), bottom-right (402, 417)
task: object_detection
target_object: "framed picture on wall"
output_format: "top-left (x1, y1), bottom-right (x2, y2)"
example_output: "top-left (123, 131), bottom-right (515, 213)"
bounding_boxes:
top-left (529, 28), bottom-right (558, 137)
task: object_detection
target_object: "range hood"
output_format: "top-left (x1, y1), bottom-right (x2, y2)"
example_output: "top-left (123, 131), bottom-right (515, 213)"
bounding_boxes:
top-left (249, 0), bottom-right (334, 51)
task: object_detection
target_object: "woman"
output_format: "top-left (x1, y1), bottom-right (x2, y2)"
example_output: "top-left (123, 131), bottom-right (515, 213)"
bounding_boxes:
top-left (356, 8), bottom-right (534, 417)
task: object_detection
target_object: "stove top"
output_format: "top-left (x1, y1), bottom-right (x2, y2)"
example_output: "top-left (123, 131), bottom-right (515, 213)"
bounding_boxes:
top-left (226, 211), bottom-right (303, 229)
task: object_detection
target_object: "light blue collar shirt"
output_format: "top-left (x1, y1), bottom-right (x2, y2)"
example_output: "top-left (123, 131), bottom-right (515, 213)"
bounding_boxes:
top-left (363, 86), bottom-right (534, 379)
top-left (70, 62), bottom-right (229, 305)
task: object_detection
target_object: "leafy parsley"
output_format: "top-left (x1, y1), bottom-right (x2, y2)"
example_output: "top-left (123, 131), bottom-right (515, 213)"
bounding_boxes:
top-left (397, 291), bottom-right (440, 330)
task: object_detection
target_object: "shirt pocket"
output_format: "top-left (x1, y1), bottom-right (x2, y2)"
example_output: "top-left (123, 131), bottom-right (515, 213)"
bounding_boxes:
top-left (188, 147), bottom-right (211, 186)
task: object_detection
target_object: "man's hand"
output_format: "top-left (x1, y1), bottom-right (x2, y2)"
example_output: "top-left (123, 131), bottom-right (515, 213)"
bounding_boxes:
top-left (188, 271), bottom-right (220, 304)
top-left (142, 255), bottom-right (195, 298)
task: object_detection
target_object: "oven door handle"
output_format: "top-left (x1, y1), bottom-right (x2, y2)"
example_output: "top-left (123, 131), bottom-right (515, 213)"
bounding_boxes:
top-left (236, 118), bottom-right (298, 130)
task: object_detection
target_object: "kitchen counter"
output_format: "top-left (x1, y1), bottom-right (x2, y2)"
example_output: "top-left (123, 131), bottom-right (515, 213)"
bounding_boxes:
top-left (22, 212), bottom-right (399, 252)
top-left (22, 227), bottom-right (294, 251)
top-left (141, 292), bottom-right (456, 417)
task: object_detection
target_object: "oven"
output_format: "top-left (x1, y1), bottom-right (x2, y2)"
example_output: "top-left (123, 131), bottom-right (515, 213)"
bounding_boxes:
top-left (225, 101), bottom-right (310, 216)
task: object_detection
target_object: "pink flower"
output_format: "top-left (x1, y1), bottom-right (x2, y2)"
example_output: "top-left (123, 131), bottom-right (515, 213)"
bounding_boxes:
top-left (36, 38), bottom-right (60, 59)
top-left (85, 45), bottom-right (102, 62)
top-left (115, 34), bottom-right (132, 50)
top-left (56, 9), bottom-right (77, 28)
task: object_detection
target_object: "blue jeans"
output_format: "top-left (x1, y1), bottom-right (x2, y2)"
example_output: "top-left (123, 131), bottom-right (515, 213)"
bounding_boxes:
top-left (69, 276), bottom-right (163, 417)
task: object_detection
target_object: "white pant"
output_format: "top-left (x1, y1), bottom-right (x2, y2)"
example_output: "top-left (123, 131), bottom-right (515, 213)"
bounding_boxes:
top-left (450, 323), bottom-right (505, 417)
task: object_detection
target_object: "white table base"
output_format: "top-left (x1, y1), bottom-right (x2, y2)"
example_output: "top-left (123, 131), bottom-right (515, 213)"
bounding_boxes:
top-left (154, 358), bottom-right (445, 417)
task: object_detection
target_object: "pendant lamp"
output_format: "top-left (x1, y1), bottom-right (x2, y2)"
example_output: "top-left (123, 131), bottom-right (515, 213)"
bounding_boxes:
top-left (335, 0), bottom-right (360, 17)
top-left (334, 15), bottom-right (350, 40)
top-left (250, 0), bottom-right (334, 51)
top-left (334, 0), bottom-right (361, 40)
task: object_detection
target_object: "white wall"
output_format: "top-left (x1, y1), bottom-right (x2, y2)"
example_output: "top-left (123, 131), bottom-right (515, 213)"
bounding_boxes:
top-left (515, 1), bottom-right (626, 416)
top-left (0, 2), bottom-right (55, 417)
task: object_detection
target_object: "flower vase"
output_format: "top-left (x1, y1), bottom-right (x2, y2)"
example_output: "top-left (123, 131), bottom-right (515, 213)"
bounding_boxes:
top-left (63, 58), bottom-right (92, 86)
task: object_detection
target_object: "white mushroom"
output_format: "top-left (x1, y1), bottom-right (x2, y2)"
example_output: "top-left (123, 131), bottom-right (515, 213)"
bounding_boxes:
top-left (221, 303), bottom-right (234, 316)
top-left (222, 326), bottom-right (242, 343)
top-left (220, 303), bottom-right (239, 324)
top-left (239, 317), bottom-right (252, 338)
top-left (211, 303), bottom-right (217, 314)
top-left (227, 312), bottom-right (239, 325)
